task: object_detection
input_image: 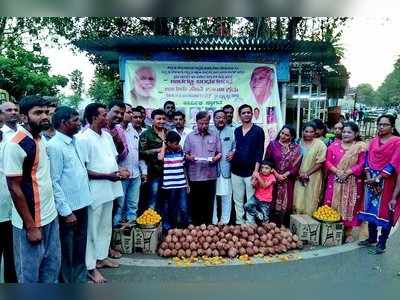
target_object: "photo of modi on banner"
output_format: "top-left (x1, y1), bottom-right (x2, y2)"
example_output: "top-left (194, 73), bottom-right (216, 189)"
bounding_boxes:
top-left (124, 60), bottom-right (283, 143)
top-left (129, 66), bottom-right (157, 107)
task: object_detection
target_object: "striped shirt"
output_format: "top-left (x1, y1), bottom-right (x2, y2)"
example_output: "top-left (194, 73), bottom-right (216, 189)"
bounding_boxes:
top-left (162, 150), bottom-right (187, 189)
top-left (3, 126), bottom-right (57, 229)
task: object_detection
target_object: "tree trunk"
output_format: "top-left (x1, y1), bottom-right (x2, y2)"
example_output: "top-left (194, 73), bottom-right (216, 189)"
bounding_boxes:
top-left (287, 17), bottom-right (302, 41)
top-left (0, 17), bottom-right (8, 47)
top-left (138, 17), bottom-right (170, 35)
top-left (154, 17), bottom-right (170, 35)
top-left (276, 17), bottom-right (283, 39)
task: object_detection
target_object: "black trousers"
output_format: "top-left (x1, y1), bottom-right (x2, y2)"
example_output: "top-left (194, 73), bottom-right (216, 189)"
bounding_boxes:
top-left (59, 207), bottom-right (88, 283)
top-left (0, 221), bottom-right (17, 283)
top-left (368, 222), bottom-right (390, 249)
top-left (189, 180), bottom-right (216, 225)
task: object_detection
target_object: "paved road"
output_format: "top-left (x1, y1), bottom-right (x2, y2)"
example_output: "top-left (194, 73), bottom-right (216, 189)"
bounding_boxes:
top-left (102, 230), bottom-right (400, 299)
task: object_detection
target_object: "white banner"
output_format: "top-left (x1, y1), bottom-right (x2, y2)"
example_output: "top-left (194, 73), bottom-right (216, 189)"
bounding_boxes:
top-left (124, 60), bottom-right (283, 142)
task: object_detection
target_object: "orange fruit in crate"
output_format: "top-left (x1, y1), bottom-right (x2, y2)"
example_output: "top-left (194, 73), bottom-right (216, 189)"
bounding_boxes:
top-left (137, 208), bottom-right (162, 225)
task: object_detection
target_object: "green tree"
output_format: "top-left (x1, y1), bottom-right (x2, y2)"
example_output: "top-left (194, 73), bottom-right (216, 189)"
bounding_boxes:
top-left (377, 56), bottom-right (400, 106)
top-left (355, 83), bottom-right (378, 106)
top-left (326, 64), bottom-right (349, 99)
top-left (88, 67), bottom-right (122, 104)
top-left (63, 69), bottom-right (84, 108)
top-left (0, 40), bottom-right (68, 100)
top-left (0, 17), bottom-right (351, 101)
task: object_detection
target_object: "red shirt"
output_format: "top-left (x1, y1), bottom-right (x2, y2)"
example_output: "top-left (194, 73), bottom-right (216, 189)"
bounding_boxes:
top-left (254, 173), bottom-right (276, 202)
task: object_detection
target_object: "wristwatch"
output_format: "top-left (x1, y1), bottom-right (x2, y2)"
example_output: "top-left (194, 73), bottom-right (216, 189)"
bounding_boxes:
top-left (375, 176), bottom-right (381, 184)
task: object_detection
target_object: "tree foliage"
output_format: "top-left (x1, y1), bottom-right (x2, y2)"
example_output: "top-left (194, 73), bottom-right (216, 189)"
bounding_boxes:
top-left (326, 64), bottom-right (349, 98)
top-left (1, 17), bottom-right (349, 54)
top-left (62, 69), bottom-right (84, 108)
top-left (376, 56), bottom-right (400, 107)
top-left (355, 83), bottom-right (378, 106)
top-left (0, 39), bottom-right (68, 100)
top-left (88, 67), bottom-right (122, 104)
top-left (0, 17), bottom-right (351, 103)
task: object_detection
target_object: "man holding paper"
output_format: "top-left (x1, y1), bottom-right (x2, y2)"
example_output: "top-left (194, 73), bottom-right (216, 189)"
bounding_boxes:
top-left (184, 111), bottom-right (222, 225)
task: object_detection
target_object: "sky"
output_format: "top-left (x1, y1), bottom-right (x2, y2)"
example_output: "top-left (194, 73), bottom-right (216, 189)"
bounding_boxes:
top-left (341, 17), bottom-right (400, 89)
top-left (44, 17), bottom-right (400, 95)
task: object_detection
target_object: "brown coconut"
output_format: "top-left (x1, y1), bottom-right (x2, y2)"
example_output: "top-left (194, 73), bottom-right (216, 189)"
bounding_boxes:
top-left (185, 249), bottom-right (191, 257)
top-left (190, 242), bottom-right (197, 250)
top-left (228, 247), bottom-right (238, 258)
top-left (246, 247), bottom-right (254, 256)
top-left (164, 249), bottom-right (172, 257)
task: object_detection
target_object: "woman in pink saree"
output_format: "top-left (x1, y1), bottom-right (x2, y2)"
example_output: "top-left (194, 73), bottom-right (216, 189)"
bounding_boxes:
top-left (265, 125), bottom-right (302, 226)
top-left (358, 114), bottom-right (400, 254)
top-left (324, 122), bottom-right (366, 243)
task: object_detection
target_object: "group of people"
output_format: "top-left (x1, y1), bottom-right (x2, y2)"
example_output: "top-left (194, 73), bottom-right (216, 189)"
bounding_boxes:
top-left (0, 96), bottom-right (400, 284)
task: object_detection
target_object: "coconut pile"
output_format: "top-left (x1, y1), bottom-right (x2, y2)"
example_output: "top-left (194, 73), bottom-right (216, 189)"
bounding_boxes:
top-left (158, 223), bottom-right (303, 258)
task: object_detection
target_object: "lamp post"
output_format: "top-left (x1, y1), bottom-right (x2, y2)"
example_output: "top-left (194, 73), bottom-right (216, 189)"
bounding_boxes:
top-left (296, 65), bottom-right (302, 138)
top-left (353, 93), bottom-right (357, 111)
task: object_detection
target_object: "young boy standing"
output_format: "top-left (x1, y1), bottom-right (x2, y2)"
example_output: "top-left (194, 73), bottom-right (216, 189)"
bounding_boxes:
top-left (158, 131), bottom-right (189, 232)
top-left (244, 160), bottom-right (276, 224)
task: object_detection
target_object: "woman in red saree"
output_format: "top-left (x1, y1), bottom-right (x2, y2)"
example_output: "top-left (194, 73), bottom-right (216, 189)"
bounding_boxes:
top-left (358, 114), bottom-right (400, 254)
top-left (265, 125), bottom-right (302, 226)
top-left (324, 122), bottom-right (366, 243)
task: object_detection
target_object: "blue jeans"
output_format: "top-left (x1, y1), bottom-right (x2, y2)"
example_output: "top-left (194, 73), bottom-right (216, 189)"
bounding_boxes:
top-left (113, 176), bottom-right (141, 226)
top-left (244, 195), bottom-right (270, 224)
top-left (162, 187), bottom-right (190, 231)
top-left (13, 218), bottom-right (61, 283)
top-left (147, 177), bottom-right (162, 211)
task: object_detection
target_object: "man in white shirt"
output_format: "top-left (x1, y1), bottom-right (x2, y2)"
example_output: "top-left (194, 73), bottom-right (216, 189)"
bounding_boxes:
top-left (0, 102), bottom-right (19, 282)
top-left (173, 111), bottom-right (192, 148)
top-left (0, 101), bottom-right (20, 140)
top-left (77, 103), bottom-right (128, 284)
top-left (4, 96), bottom-right (60, 283)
